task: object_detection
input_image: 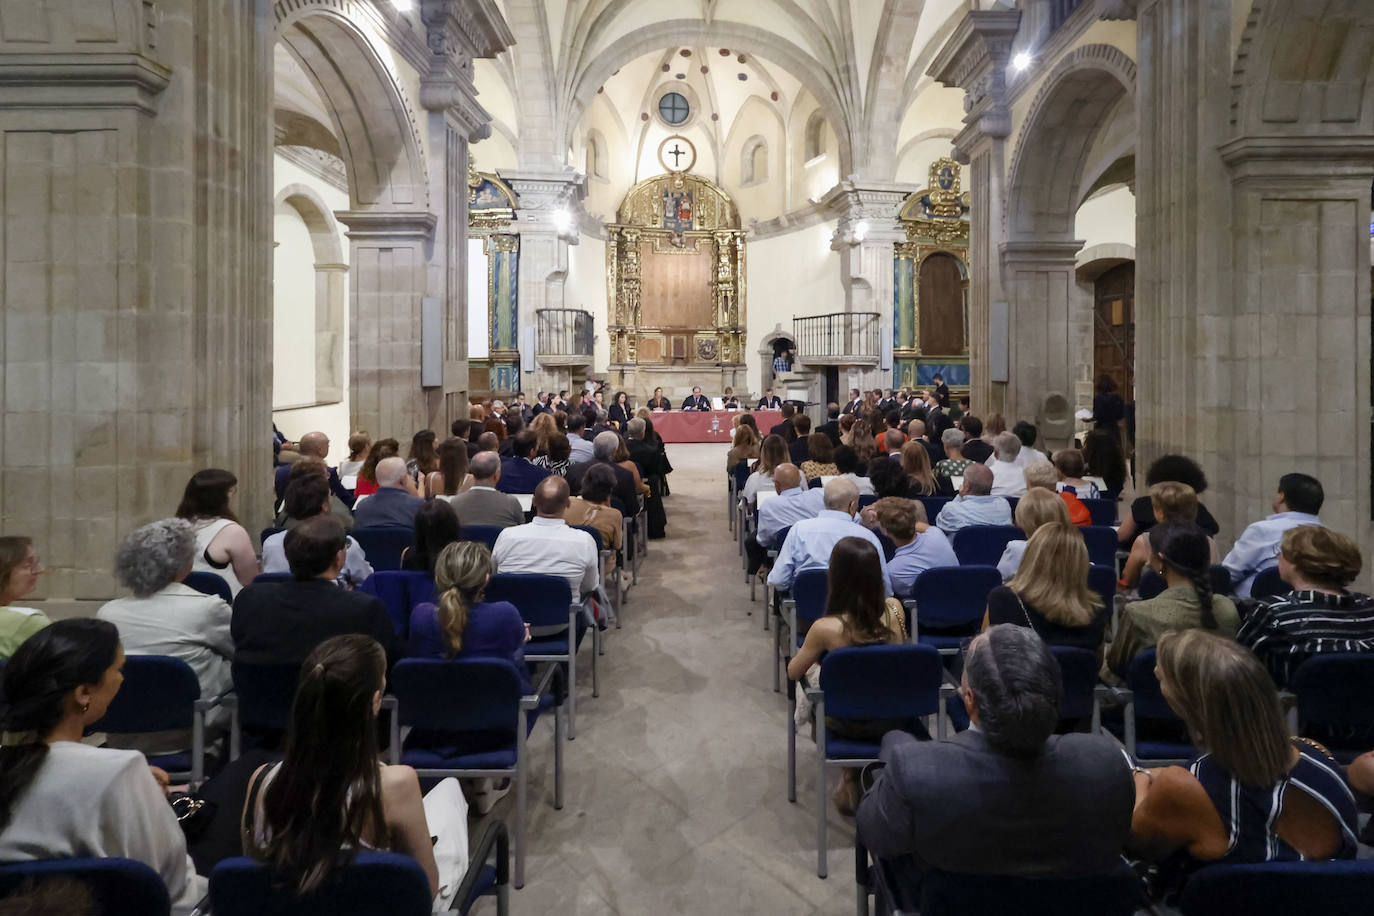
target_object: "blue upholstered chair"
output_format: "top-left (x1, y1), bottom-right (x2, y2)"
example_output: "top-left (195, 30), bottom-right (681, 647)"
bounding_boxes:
top-left (389, 658), bottom-right (563, 889)
top-left (0, 858), bottom-right (170, 916)
top-left (1251, 565), bottom-right (1291, 599)
top-left (572, 523), bottom-right (620, 631)
top-left (459, 524), bottom-right (504, 552)
top-left (90, 655), bottom-right (221, 787)
top-left (917, 496), bottom-right (950, 524)
top-left (183, 570), bottom-right (233, 604)
top-left (1088, 562), bottom-right (1117, 615)
top-left (1179, 860), bottom-right (1374, 916)
top-left (225, 662), bottom-right (300, 759)
top-left (779, 567), bottom-right (826, 699)
top-left (250, 572), bottom-right (293, 585)
top-left (349, 526), bottom-right (414, 572)
top-left (1287, 653), bottom-right (1374, 762)
top-left (950, 525), bottom-right (1022, 567)
top-left (1102, 648), bottom-right (1194, 764)
top-left (209, 851), bottom-right (432, 916)
top-left (1080, 525), bottom-right (1119, 567)
top-left (359, 570), bottom-right (434, 639)
top-left (1051, 644), bottom-right (1102, 732)
top-left (1078, 497), bottom-right (1118, 527)
top-left (906, 565), bottom-right (1001, 652)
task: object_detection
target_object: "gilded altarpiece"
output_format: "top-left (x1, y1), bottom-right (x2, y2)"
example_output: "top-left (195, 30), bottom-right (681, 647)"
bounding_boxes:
top-left (606, 172), bottom-right (746, 373)
top-left (894, 158), bottom-right (972, 391)
top-left (468, 168), bottom-right (520, 392)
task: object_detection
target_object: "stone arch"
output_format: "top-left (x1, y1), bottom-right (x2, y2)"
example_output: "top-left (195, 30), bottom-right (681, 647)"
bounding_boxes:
top-left (741, 135), bottom-right (768, 185)
top-left (275, 183), bottom-right (347, 403)
top-left (272, 0), bottom-right (428, 210)
top-left (804, 111), bottom-right (826, 161)
top-left (1006, 44), bottom-right (1137, 240)
top-left (585, 128), bottom-right (608, 180)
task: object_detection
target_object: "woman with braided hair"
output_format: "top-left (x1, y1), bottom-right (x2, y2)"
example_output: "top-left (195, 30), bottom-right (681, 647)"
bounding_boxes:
top-left (1103, 523), bottom-right (1239, 683)
top-left (0, 619), bottom-right (207, 913)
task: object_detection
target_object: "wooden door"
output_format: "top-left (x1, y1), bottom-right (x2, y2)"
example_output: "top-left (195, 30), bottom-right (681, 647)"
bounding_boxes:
top-left (1093, 262), bottom-right (1135, 398)
top-left (917, 253), bottom-right (966, 355)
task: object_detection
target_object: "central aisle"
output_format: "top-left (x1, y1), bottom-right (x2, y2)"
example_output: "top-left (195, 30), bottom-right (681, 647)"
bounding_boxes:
top-left (484, 443), bottom-right (856, 914)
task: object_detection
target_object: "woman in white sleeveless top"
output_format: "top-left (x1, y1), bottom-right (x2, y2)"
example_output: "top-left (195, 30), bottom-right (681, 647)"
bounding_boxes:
top-left (175, 469), bottom-right (259, 596)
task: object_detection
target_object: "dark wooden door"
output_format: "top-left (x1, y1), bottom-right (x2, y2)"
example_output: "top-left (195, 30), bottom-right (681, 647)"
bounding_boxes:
top-left (917, 253), bottom-right (965, 355)
top-left (1093, 262), bottom-right (1135, 399)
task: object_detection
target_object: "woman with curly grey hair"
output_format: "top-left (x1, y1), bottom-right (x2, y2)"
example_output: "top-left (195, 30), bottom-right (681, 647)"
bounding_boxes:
top-left (96, 519), bottom-right (234, 743)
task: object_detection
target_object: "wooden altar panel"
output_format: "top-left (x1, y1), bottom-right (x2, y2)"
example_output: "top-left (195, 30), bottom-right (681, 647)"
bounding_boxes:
top-left (918, 252), bottom-right (965, 355)
top-left (639, 238), bottom-right (713, 329)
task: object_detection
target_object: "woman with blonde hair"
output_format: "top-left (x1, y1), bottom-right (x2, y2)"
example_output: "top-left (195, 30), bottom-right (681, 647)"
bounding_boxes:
top-left (899, 439), bottom-right (950, 497)
top-left (424, 437), bottom-right (473, 498)
top-left (983, 521), bottom-right (1106, 649)
top-left (995, 488), bottom-right (1073, 581)
top-left (848, 420), bottom-right (877, 464)
top-left (1120, 481), bottom-right (1218, 588)
top-left (742, 434), bottom-right (789, 506)
top-left (338, 431), bottom-right (371, 479)
top-left (529, 412), bottom-right (559, 454)
top-left (727, 423), bottom-right (760, 471)
top-left (1130, 629), bottom-right (1358, 871)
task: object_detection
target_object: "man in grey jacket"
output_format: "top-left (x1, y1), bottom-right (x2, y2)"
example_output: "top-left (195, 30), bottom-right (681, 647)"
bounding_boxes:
top-left (446, 451), bottom-right (526, 528)
top-left (856, 625), bottom-right (1134, 908)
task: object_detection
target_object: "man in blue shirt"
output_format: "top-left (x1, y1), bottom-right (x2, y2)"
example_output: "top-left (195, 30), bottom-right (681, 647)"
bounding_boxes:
top-left (768, 478), bottom-right (892, 595)
top-left (1223, 472), bottom-right (1324, 597)
top-left (755, 464), bottom-right (826, 549)
top-left (864, 497), bottom-right (958, 598)
top-left (934, 464), bottom-right (1012, 534)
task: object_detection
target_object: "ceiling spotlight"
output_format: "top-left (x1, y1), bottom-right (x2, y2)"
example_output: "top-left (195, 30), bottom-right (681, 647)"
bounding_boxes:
top-left (391, 0), bottom-right (414, 11)
top-left (1011, 51), bottom-right (1032, 72)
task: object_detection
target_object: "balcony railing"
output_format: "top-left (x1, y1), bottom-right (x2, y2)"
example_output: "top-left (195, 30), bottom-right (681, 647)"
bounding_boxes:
top-left (793, 312), bottom-right (880, 365)
top-left (535, 308), bottom-right (594, 365)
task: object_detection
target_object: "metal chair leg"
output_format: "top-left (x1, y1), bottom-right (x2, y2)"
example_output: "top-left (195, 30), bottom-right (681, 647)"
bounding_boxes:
top-left (514, 721), bottom-right (527, 889)
top-left (816, 695), bottom-right (829, 879)
top-left (787, 678), bottom-right (797, 802)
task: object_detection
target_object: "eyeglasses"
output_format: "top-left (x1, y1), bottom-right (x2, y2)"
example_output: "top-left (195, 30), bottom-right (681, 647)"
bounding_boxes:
top-left (18, 557), bottom-right (43, 573)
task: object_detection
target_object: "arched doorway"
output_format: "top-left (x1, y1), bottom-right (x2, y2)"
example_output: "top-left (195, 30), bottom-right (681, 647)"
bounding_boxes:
top-left (1093, 262), bottom-right (1135, 404)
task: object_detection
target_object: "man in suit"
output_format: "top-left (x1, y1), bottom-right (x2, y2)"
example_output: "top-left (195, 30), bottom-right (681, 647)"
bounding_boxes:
top-left (757, 388), bottom-right (783, 409)
top-left (273, 430), bottom-right (354, 509)
top-left (231, 515), bottom-right (403, 670)
top-left (625, 418), bottom-right (661, 480)
top-left (567, 431), bottom-right (639, 513)
top-left (769, 402), bottom-right (798, 442)
top-left (788, 415), bottom-right (812, 465)
top-left (681, 386), bottom-right (711, 411)
top-left (856, 625), bottom-right (1134, 906)
top-left (817, 403), bottom-right (842, 445)
top-left (498, 430), bottom-right (552, 494)
top-left (841, 388), bottom-right (863, 415)
top-left (932, 373), bottom-right (951, 409)
top-left (351, 457), bottom-right (423, 529)
top-left (448, 452), bottom-right (525, 528)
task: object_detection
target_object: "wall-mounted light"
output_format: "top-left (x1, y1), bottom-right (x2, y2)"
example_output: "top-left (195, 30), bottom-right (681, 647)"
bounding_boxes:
top-left (552, 209), bottom-right (573, 234)
top-left (1011, 51), bottom-right (1033, 72)
top-left (853, 220), bottom-right (869, 243)
top-left (391, 0), bottom-right (415, 11)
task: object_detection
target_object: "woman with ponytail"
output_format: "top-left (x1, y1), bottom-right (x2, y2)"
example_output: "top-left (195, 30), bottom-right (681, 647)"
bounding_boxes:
top-left (0, 619), bottom-right (206, 914)
top-left (1104, 523), bottom-right (1239, 682)
top-left (406, 542), bottom-right (529, 688)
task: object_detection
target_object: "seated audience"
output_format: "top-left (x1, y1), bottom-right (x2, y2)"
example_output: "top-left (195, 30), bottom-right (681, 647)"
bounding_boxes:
top-left (833, 445), bottom-right (876, 496)
top-left (232, 516), bottom-right (402, 670)
top-left (476, 431), bottom-right (500, 454)
top-left (848, 420), bottom-right (878, 464)
top-left (0, 537), bottom-right (49, 658)
top-left (880, 428), bottom-right (905, 457)
top-left (405, 430), bottom-right (440, 487)
top-left (788, 416), bottom-right (813, 465)
top-left (274, 458), bottom-right (353, 529)
top-left (1237, 525), bottom-right (1374, 687)
top-left (492, 477), bottom-right (599, 607)
top-left (97, 520), bottom-right (233, 732)
top-left (959, 415), bottom-right (993, 464)
top-left (497, 415), bottom-right (523, 457)
top-left (496, 430), bottom-right (552, 495)
top-left (800, 433), bottom-right (838, 481)
top-left (423, 437), bottom-right (473, 498)
top-left (566, 412), bottom-right (595, 463)
top-left (904, 419), bottom-right (942, 469)
top-left (995, 489), bottom-right (1073, 581)
top-left (746, 464), bottom-right (826, 576)
top-left (352, 457), bottom-right (425, 529)
top-left (986, 522), bottom-right (1106, 650)
top-left (817, 403), bottom-right (842, 445)
top-left (1052, 447), bottom-right (1100, 499)
top-left (564, 463), bottom-right (625, 583)
top-left (934, 465), bottom-right (1013, 534)
top-left (176, 468), bottom-right (259, 596)
top-left (727, 423), bottom-right (761, 472)
top-left (867, 456), bottom-right (917, 499)
top-left (934, 427), bottom-right (971, 480)
top-left (399, 499), bottom-right (461, 573)
top-left (867, 498), bottom-right (957, 598)
top-left (566, 431), bottom-right (640, 512)
top-left (531, 432), bottom-right (572, 478)
top-left (857, 625), bottom-right (1133, 906)
top-left (1021, 459), bottom-right (1088, 525)
top-left (1116, 454), bottom-right (1216, 549)
top-left (987, 432), bottom-right (1027, 497)
top-left (1222, 472), bottom-right (1324, 597)
top-left (446, 452), bottom-right (525, 529)
top-left (901, 440), bottom-right (951, 497)
top-left (1120, 482), bottom-right (1215, 589)
top-left (787, 537), bottom-right (908, 814)
top-left (0, 619), bottom-right (207, 914)
top-left (242, 635), bottom-right (464, 906)
top-left (1130, 629), bottom-right (1358, 871)
top-left (337, 430), bottom-right (370, 479)
top-left (353, 437), bottom-right (405, 498)
top-left (768, 479), bottom-right (891, 595)
top-left (770, 403), bottom-right (798, 441)
top-left (1007, 421), bottom-right (1048, 467)
top-left (625, 418), bottom-right (661, 481)
top-left (1082, 429), bottom-right (1127, 499)
top-left (1104, 523), bottom-right (1238, 682)
top-left (742, 435), bottom-right (790, 506)
top-left (273, 431), bottom-right (354, 510)
top-left (263, 475), bottom-right (373, 587)
top-left (611, 434), bottom-right (651, 497)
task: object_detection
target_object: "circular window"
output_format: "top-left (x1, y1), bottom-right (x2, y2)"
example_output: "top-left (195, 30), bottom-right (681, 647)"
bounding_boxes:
top-left (658, 92), bottom-right (690, 125)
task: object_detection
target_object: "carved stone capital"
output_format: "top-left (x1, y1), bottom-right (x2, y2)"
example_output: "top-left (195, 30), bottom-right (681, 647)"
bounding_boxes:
top-left (928, 10), bottom-right (1021, 145)
top-left (503, 169), bottom-right (585, 240)
top-left (334, 209), bottom-right (438, 241)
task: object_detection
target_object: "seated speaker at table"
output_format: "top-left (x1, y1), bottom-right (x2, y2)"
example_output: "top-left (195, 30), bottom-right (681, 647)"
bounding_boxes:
top-left (681, 387), bottom-right (710, 411)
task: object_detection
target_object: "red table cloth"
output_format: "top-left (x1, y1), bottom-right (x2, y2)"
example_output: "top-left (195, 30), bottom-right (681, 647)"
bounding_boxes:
top-left (650, 410), bottom-right (783, 443)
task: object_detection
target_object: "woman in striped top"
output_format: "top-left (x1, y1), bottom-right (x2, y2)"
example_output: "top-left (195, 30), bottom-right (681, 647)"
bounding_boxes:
top-left (1237, 525), bottom-right (1374, 687)
top-left (1129, 630), bottom-right (1358, 871)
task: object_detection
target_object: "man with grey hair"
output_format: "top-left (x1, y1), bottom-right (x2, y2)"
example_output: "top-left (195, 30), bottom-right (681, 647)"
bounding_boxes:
top-left (625, 417), bottom-right (661, 480)
top-left (935, 427), bottom-right (970, 483)
top-left (273, 429), bottom-right (355, 509)
top-left (566, 430), bottom-right (639, 511)
top-left (446, 451), bottom-right (525, 528)
top-left (987, 431), bottom-right (1027, 498)
top-left (767, 477), bottom-right (892, 594)
top-left (933, 463), bottom-right (1012, 533)
top-left (352, 455), bottom-right (424, 528)
top-left (856, 625), bottom-right (1134, 904)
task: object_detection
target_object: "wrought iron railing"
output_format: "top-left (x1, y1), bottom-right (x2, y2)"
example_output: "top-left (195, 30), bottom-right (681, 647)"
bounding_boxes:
top-left (792, 312), bottom-right (880, 363)
top-left (535, 308), bottom-right (593, 359)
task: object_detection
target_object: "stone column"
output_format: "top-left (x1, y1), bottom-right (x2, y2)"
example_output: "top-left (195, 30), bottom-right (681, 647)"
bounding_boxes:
top-left (315, 262), bottom-right (348, 403)
top-left (826, 184), bottom-right (908, 392)
top-left (929, 10), bottom-right (1020, 416)
top-left (999, 241), bottom-right (1094, 423)
top-left (0, 0), bottom-right (273, 608)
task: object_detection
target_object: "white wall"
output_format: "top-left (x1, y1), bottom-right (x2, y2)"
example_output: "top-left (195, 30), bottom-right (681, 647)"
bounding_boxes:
top-left (567, 232), bottom-right (609, 373)
top-left (745, 220), bottom-right (844, 394)
top-left (1075, 185), bottom-right (1136, 250)
top-left (467, 238), bottom-right (489, 358)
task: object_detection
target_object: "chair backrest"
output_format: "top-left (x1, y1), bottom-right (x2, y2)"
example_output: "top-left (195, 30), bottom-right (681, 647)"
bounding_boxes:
top-left (1079, 498), bottom-right (1117, 526)
top-left (791, 568), bottom-right (829, 631)
top-left (259, 526), bottom-right (285, 546)
top-left (1124, 648), bottom-right (1179, 722)
top-left (391, 658), bottom-right (522, 734)
top-left (1088, 564), bottom-right (1116, 614)
top-left (349, 526), bottom-right (414, 572)
top-left (252, 572), bottom-right (295, 584)
top-left (231, 663), bottom-right (302, 731)
top-left (1005, 496), bottom-right (1020, 514)
top-left (768, 524), bottom-right (794, 552)
top-left (818, 644), bottom-right (943, 720)
top-left (460, 524), bottom-right (504, 551)
top-left (876, 531), bottom-right (897, 562)
top-left (485, 573), bottom-right (574, 628)
top-left (1289, 653), bottom-right (1374, 730)
top-left (950, 525), bottom-right (1022, 566)
top-left (918, 496), bottom-right (950, 524)
top-left (857, 493), bottom-right (878, 510)
top-left (1179, 860), bottom-right (1374, 916)
top-left (1051, 645), bottom-right (1100, 721)
top-left (1080, 526), bottom-right (1118, 567)
top-left (91, 655), bottom-right (200, 734)
top-left (808, 477), bottom-right (823, 489)
top-left (0, 858), bottom-right (171, 916)
top-left (1137, 567), bottom-right (1166, 600)
top-left (1251, 564), bottom-right (1290, 599)
top-left (909, 566), bottom-right (1001, 629)
top-left (572, 524), bottom-right (604, 550)
top-left (920, 867), bottom-right (1140, 916)
top-left (183, 570), bottom-right (233, 603)
top-left (359, 570), bottom-right (433, 638)
top-left (730, 461), bottom-right (750, 491)
top-left (209, 852), bottom-right (433, 916)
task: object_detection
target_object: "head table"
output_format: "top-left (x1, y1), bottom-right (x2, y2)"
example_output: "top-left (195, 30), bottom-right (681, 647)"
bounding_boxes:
top-left (649, 409), bottom-right (783, 443)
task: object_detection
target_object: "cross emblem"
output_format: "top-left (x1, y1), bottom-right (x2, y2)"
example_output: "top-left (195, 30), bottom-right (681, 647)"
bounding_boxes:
top-left (668, 144), bottom-right (686, 168)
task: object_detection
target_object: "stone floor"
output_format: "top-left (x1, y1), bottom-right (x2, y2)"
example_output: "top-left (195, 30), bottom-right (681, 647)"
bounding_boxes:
top-left (471, 443), bottom-right (856, 914)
